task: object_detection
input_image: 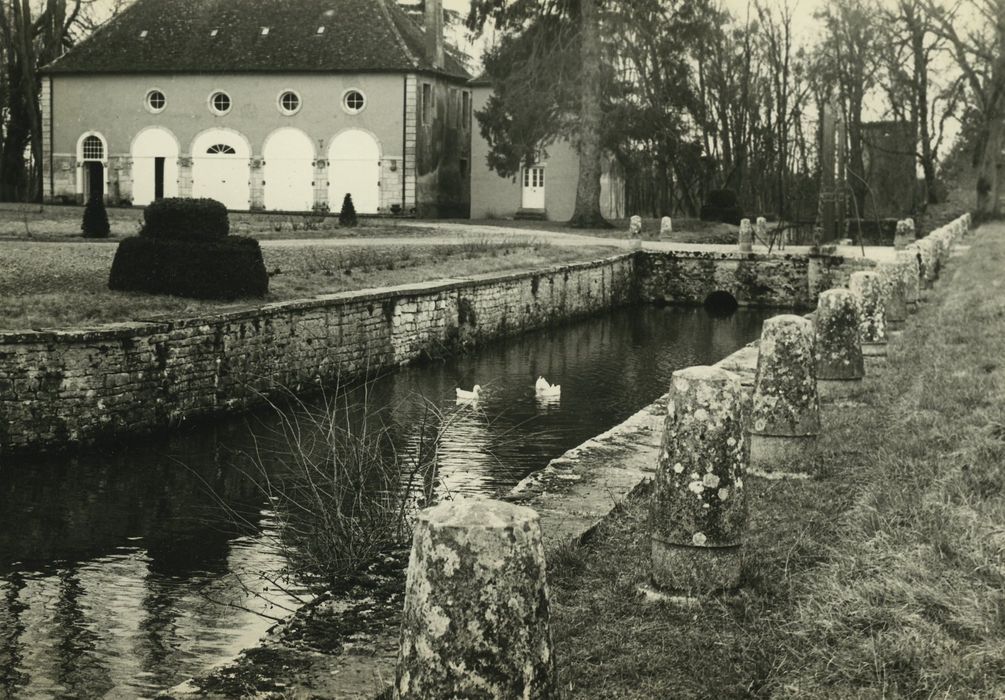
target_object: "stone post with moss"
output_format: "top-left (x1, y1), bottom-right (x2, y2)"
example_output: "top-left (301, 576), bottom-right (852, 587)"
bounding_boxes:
top-left (893, 218), bottom-right (915, 250)
top-left (748, 315), bottom-right (820, 471)
top-left (650, 365), bottom-right (747, 593)
top-left (915, 238), bottom-right (939, 288)
top-left (395, 499), bottom-right (558, 699)
top-left (738, 219), bottom-right (753, 252)
top-left (896, 248), bottom-right (921, 313)
top-left (849, 271), bottom-right (888, 357)
top-left (879, 263), bottom-right (908, 331)
top-left (815, 289), bottom-right (865, 401)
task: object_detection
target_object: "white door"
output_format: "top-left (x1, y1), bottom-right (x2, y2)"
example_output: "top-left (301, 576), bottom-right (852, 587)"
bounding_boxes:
top-left (191, 130), bottom-right (251, 210)
top-left (263, 128), bottom-right (315, 211)
top-left (329, 129), bottom-right (380, 214)
top-left (131, 128), bottom-right (179, 206)
top-left (522, 166), bottom-right (546, 209)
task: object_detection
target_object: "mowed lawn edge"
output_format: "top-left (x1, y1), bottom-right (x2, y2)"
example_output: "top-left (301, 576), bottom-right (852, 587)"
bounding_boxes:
top-left (0, 240), bottom-right (618, 331)
top-left (547, 223), bottom-right (1005, 698)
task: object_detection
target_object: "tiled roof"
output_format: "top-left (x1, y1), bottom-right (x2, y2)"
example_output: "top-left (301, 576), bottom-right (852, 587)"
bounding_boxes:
top-left (45, 0), bottom-right (470, 79)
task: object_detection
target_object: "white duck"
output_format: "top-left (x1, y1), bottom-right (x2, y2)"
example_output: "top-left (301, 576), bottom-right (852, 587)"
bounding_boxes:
top-left (455, 384), bottom-right (482, 402)
top-left (534, 376), bottom-right (561, 398)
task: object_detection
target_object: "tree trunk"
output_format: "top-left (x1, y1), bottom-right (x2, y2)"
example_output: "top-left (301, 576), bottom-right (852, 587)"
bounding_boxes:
top-left (568, 0), bottom-right (608, 228)
top-left (975, 120), bottom-right (1002, 220)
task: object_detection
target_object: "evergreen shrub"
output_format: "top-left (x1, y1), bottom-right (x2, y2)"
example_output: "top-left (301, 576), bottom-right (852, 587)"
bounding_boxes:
top-left (700, 189), bottom-right (744, 225)
top-left (339, 193), bottom-right (358, 227)
top-left (142, 197), bottom-right (229, 240)
top-left (109, 235), bottom-right (268, 300)
top-left (81, 196), bottom-right (111, 238)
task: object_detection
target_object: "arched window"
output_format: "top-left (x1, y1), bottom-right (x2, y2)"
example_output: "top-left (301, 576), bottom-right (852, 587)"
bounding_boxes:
top-left (82, 135), bottom-right (104, 160)
top-left (206, 144), bottom-right (237, 155)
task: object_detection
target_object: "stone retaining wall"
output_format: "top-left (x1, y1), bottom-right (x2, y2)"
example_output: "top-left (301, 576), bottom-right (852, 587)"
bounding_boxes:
top-left (639, 250), bottom-right (877, 309)
top-left (0, 248), bottom-right (880, 453)
top-left (0, 256), bottom-right (637, 452)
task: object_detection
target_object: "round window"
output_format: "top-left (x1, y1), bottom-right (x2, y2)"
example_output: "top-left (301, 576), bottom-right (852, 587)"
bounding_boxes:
top-left (209, 91), bottom-right (232, 115)
top-left (278, 90), bottom-right (301, 115)
top-left (342, 89), bottom-right (365, 114)
top-left (145, 89), bottom-right (166, 113)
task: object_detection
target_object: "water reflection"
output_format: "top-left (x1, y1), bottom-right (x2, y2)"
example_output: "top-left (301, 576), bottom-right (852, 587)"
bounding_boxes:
top-left (0, 304), bottom-right (772, 697)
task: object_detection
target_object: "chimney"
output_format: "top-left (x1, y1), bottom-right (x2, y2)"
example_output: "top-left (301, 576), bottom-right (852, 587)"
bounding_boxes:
top-left (424, 0), bottom-right (444, 70)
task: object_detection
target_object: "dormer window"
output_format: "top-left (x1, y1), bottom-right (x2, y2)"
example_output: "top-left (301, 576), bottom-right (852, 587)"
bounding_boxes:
top-left (260, 27), bottom-right (270, 36)
top-left (210, 29), bottom-right (219, 37)
top-left (316, 26), bottom-right (325, 34)
top-left (139, 30), bottom-right (148, 38)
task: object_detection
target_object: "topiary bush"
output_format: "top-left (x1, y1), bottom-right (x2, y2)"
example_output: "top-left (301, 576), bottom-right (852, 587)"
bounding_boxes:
top-left (108, 235), bottom-right (268, 300)
top-left (700, 188), bottom-right (744, 226)
top-left (339, 193), bottom-right (358, 227)
top-left (142, 197), bottom-right (229, 240)
top-left (82, 196), bottom-right (111, 238)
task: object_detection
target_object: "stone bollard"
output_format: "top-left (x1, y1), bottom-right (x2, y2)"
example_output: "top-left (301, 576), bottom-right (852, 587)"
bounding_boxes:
top-left (896, 248), bottom-right (921, 313)
top-left (651, 365), bottom-right (747, 593)
top-left (879, 263), bottom-right (908, 331)
top-left (755, 216), bottom-right (768, 242)
top-left (629, 215), bottom-right (643, 238)
top-left (395, 499), bottom-right (558, 699)
top-left (748, 315), bottom-right (820, 471)
top-left (849, 271), bottom-right (888, 357)
top-left (660, 216), bottom-right (673, 238)
top-left (916, 237), bottom-right (939, 287)
top-left (738, 219), bottom-right (753, 252)
top-left (893, 218), bottom-right (915, 250)
top-left (815, 289), bottom-right (865, 400)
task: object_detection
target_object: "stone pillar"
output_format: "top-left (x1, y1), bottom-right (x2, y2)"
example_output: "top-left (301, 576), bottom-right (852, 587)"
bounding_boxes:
top-left (250, 157), bottom-right (265, 210)
top-left (395, 499), bottom-right (558, 700)
top-left (650, 365), bottom-right (747, 593)
top-left (177, 156), bottom-right (193, 198)
top-left (815, 289), bottom-right (864, 400)
top-left (849, 271), bottom-right (887, 357)
top-left (896, 248), bottom-right (921, 313)
top-left (755, 216), bottom-right (767, 242)
top-left (660, 216), bottom-right (673, 238)
top-left (893, 218), bottom-right (915, 250)
top-left (749, 315), bottom-right (820, 471)
top-left (738, 219), bottom-right (753, 252)
top-left (879, 263), bottom-right (908, 331)
top-left (629, 215), bottom-right (643, 237)
top-left (313, 158), bottom-right (329, 212)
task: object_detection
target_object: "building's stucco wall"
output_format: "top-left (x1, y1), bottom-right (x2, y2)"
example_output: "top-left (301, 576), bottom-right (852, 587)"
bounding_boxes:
top-left (413, 74), bottom-right (472, 218)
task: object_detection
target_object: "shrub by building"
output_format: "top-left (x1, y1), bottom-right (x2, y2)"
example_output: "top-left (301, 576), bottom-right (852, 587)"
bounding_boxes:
top-left (108, 198), bottom-right (268, 300)
top-left (700, 189), bottom-right (744, 226)
top-left (81, 196), bottom-right (110, 238)
top-left (339, 193), bottom-right (358, 227)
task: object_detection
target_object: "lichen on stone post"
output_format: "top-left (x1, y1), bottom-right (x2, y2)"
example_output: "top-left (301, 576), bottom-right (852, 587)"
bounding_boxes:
top-left (878, 263), bottom-right (908, 330)
top-left (738, 219), bottom-right (753, 253)
top-left (660, 216), bottom-right (673, 238)
top-left (915, 238), bottom-right (939, 287)
top-left (815, 289), bottom-right (864, 400)
top-left (748, 315), bottom-right (820, 471)
top-left (893, 218), bottom-right (915, 250)
top-left (895, 248), bottom-right (921, 313)
top-left (755, 216), bottom-right (767, 242)
top-left (849, 271), bottom-right (888, 356)
top-left (629, 215), bottom-right (643, 238)
top-left (650, 365), bottom-right (747, 593)
top-left (395, 499), bottom-right (558, 699)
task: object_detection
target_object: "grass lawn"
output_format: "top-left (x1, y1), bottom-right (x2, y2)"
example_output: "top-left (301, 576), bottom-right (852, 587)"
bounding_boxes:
top-left (0, 239), bottom-right (617, 331)
top-left (548, 224), bottom-right (1005, 697)
top-left (456, 216), bottom-right (741, 244)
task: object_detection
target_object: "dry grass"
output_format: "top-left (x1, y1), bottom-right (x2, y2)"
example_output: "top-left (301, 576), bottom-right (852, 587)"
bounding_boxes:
top-left (548, 224), bottom-right (1005, 698)
top-left (460, 216), bottom-right (740, 244)
top-left (0, 239), bottom-right (616, 330)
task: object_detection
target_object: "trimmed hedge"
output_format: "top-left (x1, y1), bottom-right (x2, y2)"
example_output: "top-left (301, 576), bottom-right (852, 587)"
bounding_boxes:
top-left (142, 198), bottom-right (230, 240)
top-left (82, 196), bottom-right (111, 238)
top-left (700, 189), bottom-right (744, 225)
top-left (108, 235), bottom-right (268, 300)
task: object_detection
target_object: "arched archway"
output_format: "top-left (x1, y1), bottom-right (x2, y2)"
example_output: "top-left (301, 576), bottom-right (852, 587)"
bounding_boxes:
top-left (131, 127), bottom-right (180, 206)
top-left (263, 128), bottom-right (314, 211)
top-left (704, 290), bottom-right (739, 317)
top-left (191, 128), bottom-right (251, 210)
top-left (328, 129), bottom-right (380, 214)
top-left (76, 132), bottom-right (108, 202)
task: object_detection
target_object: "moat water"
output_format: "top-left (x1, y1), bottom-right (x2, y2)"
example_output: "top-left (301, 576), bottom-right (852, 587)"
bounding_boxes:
top-left (0, 304), bottom-right (773, 698)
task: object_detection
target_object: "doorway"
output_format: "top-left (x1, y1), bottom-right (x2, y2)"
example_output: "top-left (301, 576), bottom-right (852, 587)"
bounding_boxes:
top-left (85, 162), bottom-right (104, 202)
top-left (522, 165), bottom-right (545, 210)
top-left (154, 158), bottom-right (165, 200)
